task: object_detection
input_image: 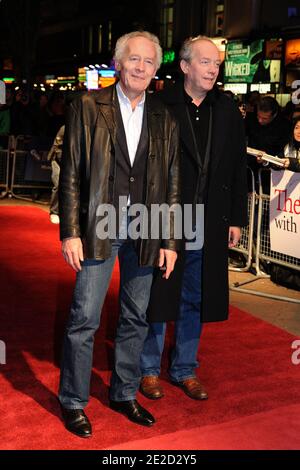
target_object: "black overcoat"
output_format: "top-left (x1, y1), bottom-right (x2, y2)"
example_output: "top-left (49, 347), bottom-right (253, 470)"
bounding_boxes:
top-left (148, 83), bottom-right (248, 323)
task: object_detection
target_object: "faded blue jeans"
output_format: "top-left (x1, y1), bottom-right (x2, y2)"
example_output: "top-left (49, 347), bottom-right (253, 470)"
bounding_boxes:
top-left (140, 248), bottom-right (203, 382)
top-left (59, 217), bottom-right (153, 408)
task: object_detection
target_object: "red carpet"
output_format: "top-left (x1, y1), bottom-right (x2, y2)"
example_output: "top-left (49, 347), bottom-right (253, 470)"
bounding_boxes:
top-left (0, 205), bottom-right (300, 450)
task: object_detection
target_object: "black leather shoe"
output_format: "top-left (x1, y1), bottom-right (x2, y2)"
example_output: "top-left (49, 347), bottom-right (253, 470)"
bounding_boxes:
top-left (60, 407), bottom-right (92, 438)
top-left (109, 399), bottom-right (155, 427)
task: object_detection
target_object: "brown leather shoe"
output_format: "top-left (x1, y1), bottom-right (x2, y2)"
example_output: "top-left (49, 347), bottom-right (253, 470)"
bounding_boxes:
top-left (174, 377), bottom-right (208, 400)
top-left (140, 376), bottom-right (164, 400)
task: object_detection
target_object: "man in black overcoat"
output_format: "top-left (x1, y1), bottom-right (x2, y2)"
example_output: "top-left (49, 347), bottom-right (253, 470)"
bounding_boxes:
top-left (140, 36), bottom-right (248, 401)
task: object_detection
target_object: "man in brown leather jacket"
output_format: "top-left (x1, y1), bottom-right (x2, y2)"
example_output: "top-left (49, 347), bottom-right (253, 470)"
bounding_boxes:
top-left (58, 31), bottom-right (180, 437)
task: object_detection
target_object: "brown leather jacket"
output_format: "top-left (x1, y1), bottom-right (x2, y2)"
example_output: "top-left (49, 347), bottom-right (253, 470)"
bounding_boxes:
top-left (59, 85), bottom-right (181, 266)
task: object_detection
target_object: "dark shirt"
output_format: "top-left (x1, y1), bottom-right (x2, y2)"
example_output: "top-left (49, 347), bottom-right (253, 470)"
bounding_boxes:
top-left (183, 88), bottom-right (213, 164)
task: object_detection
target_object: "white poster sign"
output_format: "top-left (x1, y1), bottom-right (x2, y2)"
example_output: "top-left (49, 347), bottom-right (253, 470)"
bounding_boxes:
top-left (270, 169), bottom-right (300, 258)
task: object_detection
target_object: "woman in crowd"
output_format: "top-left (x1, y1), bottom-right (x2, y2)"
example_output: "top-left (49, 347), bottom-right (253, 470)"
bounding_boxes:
top-left (282, 117), bottom-right (300, 172)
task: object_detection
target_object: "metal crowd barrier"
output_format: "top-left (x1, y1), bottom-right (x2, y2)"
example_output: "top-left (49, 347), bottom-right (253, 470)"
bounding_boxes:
top-left (230, 168), bottom-right (300, 304)
top-left (10, 135), bottom-right (52, 204)
top-left (0, 135), bottom-right (13, 198)
top-left (229, 167), bottom-right (256, 272)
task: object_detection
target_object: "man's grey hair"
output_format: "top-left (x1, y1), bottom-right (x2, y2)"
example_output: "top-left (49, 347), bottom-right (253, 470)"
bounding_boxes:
top-left (179, 35), bottom-right (217, 63)
top-left (114, 31), bottom-right (162, 69)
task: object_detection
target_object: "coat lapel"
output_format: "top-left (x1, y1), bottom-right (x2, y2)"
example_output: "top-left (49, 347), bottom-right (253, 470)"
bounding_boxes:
top-left (114, 95), bottom-right (131, 167)
top-left (209, 99), bottom-right (227, 178)
top-left (134, 106), bottom-right (148, 164)
top-left (146, 94), bottom-right (164, 156)
top-left (162, 85), bottom-right (201, 167)
top-left (95, 85), bottom-right (117, 152)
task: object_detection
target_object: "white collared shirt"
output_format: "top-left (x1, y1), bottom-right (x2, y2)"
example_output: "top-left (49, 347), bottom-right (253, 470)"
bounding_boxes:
top-left (116, 81), bottom-right (145, 167)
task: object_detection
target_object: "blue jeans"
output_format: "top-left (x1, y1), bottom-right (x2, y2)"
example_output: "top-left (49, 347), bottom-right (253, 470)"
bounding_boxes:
top-left (140, 248), bottom-right (202, 382)
top-left (59, 217), bottom-right (153, 408)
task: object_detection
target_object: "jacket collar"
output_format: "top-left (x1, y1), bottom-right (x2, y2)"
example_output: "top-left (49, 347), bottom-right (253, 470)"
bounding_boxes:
top-left (94, 83), bottom-right (163, 152)
top-left (95, 84), bottom-right (115, 105)
top-left (95, 82), bottom-right (163, 115)
top-left (159, 82), bottom-right (223, 172)
top-left (160, 80), bottom-right (219, 105)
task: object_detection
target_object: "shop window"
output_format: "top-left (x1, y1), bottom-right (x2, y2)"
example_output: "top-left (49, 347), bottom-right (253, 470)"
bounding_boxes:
top-left (160, 1), bottom-right (174, 49)
top-left (215, 0), bottom-right (224, 36)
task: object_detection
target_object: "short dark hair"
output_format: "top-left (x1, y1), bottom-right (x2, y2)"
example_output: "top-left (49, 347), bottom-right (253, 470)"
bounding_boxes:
top-left (292, 116), bottom-right (300, 129)
top-left (288, 116), bottom-right (300, 149)
top-left (257, 96), bottom-right (279, 116)
top-left (179, 35), bottom-right (218, 62)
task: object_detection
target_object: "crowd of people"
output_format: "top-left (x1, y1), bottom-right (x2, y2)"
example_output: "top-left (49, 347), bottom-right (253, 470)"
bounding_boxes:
top-left (0, 88), bottom-right (66, 140)
top-left (1, 31), bottom-right (299, 439)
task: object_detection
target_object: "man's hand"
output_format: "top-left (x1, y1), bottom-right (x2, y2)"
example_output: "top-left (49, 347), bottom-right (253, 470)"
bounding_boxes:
top-left (158, 248), bottom-right (177, 279)
top-left (228, 226), bottom-right (241, 248)
top-left (62, 237), bottom-right (84, 272)
top-left (283, 158), bottom-right (290, 169)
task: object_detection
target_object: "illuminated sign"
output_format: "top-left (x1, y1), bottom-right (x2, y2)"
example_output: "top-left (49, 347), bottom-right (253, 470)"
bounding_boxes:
top-left (212, 37), bottom-right (226, 62)
top-left (99, 77), bottom-right (117, 88)
top-left (98, 69), bottom-right (116, 88)
top-left (269, 60), bottom-right (281, 82)
top-left (86, 70), bottom-right (99, 90)
top-left (163, 50), bottom-right (175, 64)
top-left (225, 40), bottom-right (264, 83)
top-left (99, 69), bottom-right (116, 78)
top-left (78, 68), bottom-right (86, 83)
top-left (57, 76), bottom-right (76, 84)
top-left (224, 83), bottom-right (247, 94)
top-left (57, 76), bottom-right (76, 81)
top-left (2, 77), bottom-right (15, 84)
top-left (45, 75), bottom-right (76, 85)
top-left (225, 40), bottom-right (279, 84)
top-left (285, 39), bottom-right (300, 67)
top-left (250, 83), bottom-right (271, 93)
